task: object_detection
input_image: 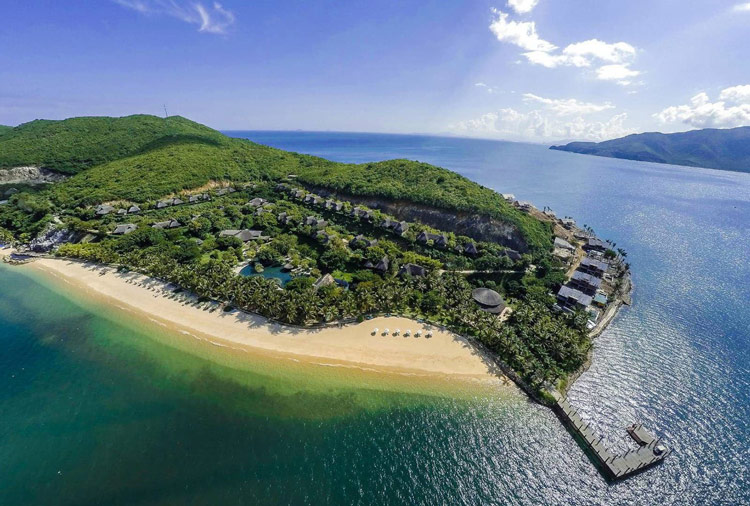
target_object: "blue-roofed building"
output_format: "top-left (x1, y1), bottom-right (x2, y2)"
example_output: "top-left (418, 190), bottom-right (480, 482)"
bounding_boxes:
top-left (593, 292), bottom-right (608, 308)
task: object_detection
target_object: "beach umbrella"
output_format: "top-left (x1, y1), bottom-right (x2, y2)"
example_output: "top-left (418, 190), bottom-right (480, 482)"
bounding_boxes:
top-left (426, 331), bottom-right (433, 338)
top-left (415, 331), bottom-right (422, 337)
top-left (404, 330), bottom-right (411, 336)
top-left (384, 328), bottom-right (389, 335)
top-left (372, 327), bottom-right (378, 335)
top-left (394, 328), bottom-right (400, 335)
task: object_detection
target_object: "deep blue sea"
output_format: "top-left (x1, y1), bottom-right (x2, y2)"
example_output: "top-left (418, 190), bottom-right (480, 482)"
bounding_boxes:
top-left (1, 131), bottom-right (748, 505)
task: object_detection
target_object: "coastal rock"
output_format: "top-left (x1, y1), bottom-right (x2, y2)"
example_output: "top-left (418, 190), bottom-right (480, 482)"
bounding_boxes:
top-left (0, 166), bottom-right (68, 185)
top-left (28, 226), bottom-right (75, 253)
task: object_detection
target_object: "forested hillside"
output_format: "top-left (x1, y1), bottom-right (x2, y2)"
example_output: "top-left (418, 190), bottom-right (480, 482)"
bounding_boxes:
top-left (0, 114), bottom-right (551, 251)
top-left (0, 115), bottom-right (221, 174)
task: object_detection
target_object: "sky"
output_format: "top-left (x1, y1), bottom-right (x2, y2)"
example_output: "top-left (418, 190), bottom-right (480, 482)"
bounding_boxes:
top-left (2, 0), bottom-right (750, 142)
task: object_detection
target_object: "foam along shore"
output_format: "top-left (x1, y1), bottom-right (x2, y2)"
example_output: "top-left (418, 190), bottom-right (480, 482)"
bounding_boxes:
top-left (1, 249), bottom-right (508, 384)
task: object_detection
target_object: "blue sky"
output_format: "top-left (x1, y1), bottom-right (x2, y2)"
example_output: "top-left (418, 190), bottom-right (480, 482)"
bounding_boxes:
top-left (2, 0), bottom-right (749, 142)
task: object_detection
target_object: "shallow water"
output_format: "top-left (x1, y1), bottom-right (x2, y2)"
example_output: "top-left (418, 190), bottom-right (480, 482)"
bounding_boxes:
top-left (1, 131), bottom-right (748, 505)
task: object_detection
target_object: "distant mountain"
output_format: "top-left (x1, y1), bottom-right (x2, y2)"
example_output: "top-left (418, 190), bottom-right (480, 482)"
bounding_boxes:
top-left (550, 126), bottom-right (750, 173)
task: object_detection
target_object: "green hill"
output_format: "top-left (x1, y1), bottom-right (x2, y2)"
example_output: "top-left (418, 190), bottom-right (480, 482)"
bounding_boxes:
top-left (0, 114), bottom-right (551, 251)
top-left (550, 126), bottom-right (750, 173)
top-left (0, 115), bottom-right (220, 174)
top-left (0, 125), bottom-right (12, 137)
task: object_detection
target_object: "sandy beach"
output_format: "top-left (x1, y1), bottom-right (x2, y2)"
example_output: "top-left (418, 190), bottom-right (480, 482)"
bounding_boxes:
top-left (1, 249), bottom-right (507, 385)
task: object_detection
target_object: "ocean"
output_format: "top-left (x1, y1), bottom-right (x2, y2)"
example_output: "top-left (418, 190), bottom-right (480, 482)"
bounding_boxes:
top-left (1, 131), bottom-right (748, 505)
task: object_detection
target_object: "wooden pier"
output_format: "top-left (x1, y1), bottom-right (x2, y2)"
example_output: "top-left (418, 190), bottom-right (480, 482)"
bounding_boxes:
top-left (554, 396), bottom-right (670, 480)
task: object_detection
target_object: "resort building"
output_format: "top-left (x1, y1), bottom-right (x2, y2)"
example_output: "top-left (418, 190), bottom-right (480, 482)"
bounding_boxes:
top-left (313, 273), bottom-right (336, 290)
top-left (374, 257), bottom-right (389, 274)
top-left (593, 292), bottom-right (608, 308)
top-left (215, 187), bottom-right (235, 196)
top-left (561, 218), bottom-right (576, 229)
top-left (501, 193), bottom-right (516, 202)
top-left (392, 221), bottom-right (409, 236)
top-left (219, 229), bottom-right (263, 242)
top-left (351, 207), bottom-right (373, 220)
top-left (464, 242), bottom-right (479, 256)
top-left (397, 263), bottom-right (427, 277)
top-left (579, 257), bottom-right (609, 278)
top-left (152, 219), bottom-right (182, 229)
top-left (554, 237), bottom-right (575, 252)
top-left (568, 270), bottom-right (602, 295)
top-left (112, 224), bottom-right (137, 235)
top-left (556, 285), bottom-right (593, 311)
top-left (127, 205), bottom-right (141, 214)
top-left (583, 237), bottom-right (608, 253)
top-left (305, 216), bottom-right (327, 228)
top-left (353, 234), bottom-right (377, 248)
top-left (471, 288), bottom-right (508, 316)
top-left (277, 212), bottom-right (295, 225)
top-left (416, 231), bottom-right (448, 247)
top-left (95, 204), bottom-right (115, 216)
top-left (248, 198), bottom-right (266, 207)
top-left (517, 201), bottom-right (533, 211)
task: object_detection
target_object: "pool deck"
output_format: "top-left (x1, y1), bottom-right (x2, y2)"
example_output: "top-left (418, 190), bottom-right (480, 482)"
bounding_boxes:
top-left (554, 395), bottom-right (670, 480)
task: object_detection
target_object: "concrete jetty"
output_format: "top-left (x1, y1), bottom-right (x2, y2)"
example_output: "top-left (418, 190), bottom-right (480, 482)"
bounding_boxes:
top-left (554, 395), bottom-right (670, 480)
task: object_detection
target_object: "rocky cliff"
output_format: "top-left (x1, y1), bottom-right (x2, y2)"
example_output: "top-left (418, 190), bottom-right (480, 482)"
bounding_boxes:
top-left (0, 166), bottom-right (67, 185)
top-left (310, 186), bottom-right (531, 252)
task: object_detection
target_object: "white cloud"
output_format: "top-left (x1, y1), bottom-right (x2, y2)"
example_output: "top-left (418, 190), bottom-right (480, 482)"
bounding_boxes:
top-left (522, 93), bottom-right (615, 115)
top-left (450, 108), bottom-right (633, 142)
top-left (488, 9), bottom-right (640, 84)
top-left (733, 2), bottom-right (750, 12)
top-left (489, 9), bottom-right (556, 52)
top-left (596, 64), bottom-right (640, 85)
top-left (508, 0), bottom-right (540, 15)
top-left (114, 0), bottom-right (235, 34)
top-left (563, 39), bottom-right (636, 66)
top-left (718, 85), bottom-right (750, 104)
top-left (655, 86), bottom-right (750, 128)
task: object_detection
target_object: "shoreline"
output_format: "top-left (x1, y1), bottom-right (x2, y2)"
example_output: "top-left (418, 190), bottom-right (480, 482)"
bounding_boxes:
top-left (0, 248), bottom-right (512, 389)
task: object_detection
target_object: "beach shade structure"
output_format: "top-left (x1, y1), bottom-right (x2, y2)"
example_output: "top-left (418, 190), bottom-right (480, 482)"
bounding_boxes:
top-left (415, 330), bottom-right (422, 337)
top-left (426, 331), bottom-right (433, 338)
top-left (383, 328), bottom-right (389, 335)
top-left (394, 328), bottom-right (400, 335)
top-left (404, 330), bottom-right (411, 337)
top-left (372, 327), bottom-right (378, 335)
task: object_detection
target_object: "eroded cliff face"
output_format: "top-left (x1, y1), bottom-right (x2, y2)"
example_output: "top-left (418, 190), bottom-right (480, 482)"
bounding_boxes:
top-left (0, 166), bottom-right (67, 185)
top-left (311, 187), bottom-right (530, 252)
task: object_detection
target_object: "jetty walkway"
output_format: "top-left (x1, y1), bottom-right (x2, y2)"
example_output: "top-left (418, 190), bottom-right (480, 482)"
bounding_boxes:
top-left (554, 395), bottom-right (670, 480)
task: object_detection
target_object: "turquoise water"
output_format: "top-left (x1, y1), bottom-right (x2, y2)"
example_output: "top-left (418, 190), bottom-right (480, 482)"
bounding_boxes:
top-left (1, 132), bottom-right (749, 505)
top-left (239, 264), bottom-right (292, 286)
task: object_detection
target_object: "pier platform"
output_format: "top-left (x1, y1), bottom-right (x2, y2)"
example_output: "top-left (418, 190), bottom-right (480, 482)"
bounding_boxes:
top-left (554, 396), bottom-right (670, 480)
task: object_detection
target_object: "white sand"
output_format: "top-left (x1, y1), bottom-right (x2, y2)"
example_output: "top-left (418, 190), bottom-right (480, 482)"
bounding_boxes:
top-left (2, 249), bottom-right (507, 384)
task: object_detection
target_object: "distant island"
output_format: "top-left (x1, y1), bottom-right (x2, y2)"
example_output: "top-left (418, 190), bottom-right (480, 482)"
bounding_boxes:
top-left (0, 114), bottom-right (631, 403)
top-left (550, 126), bottom-right (750, 173)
